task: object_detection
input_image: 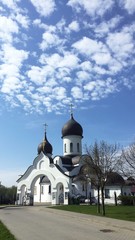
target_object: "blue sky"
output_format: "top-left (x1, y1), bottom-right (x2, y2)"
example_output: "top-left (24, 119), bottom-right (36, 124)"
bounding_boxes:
top-left (0, 0), bottom-right (135, 187)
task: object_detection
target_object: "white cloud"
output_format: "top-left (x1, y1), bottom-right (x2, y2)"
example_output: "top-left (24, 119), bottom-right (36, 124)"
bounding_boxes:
top-left (58, 53), bottom-right (80, 69)
top-left (107, 30), bottom-right (134, 61)
top-left (1, 76), bottom-right (21, 94)
top-left (72, 36), bottom-right (111, 65)
top-left (17, 94), bottom-right (32, 111)
top-left (0, 44), bottom-right (29, 97)
top-left (0, 63), bottom-right (20, 79)
top-left (68, 20), bottom-right (80, 32)
top-left (80, 61), bottom-right (92, 71)
top-left (30, 0), bottom-right (56, 17)
top-left (40, 52), bottom-right (79, 69)
top-left (72, 37), bottom-right (108, 56)
top-left (71, 86), bottom-right (83, 99)
top-left (93, 65), bottom-right (108, 75)
top-left (1, 44), bottom-right (29, 66)
top-left (84, 78), bottom-right (118, 100)
top-left (27, 66), bottom-right (46, 85)
top-left (108, 59), bottom-right (123, 74)
top-left (13, 13), bottom-right (30, 29)
top-left (0, 0), bottom-right (20, 10)
top-left (53, 87), bottom-right (67, 100)
top-left (67, 0), bottom-right (114, 17)
top-left (56, 18), bottom-right (67, 33)
top-left (56, 67), bottom-right (70, 80)
top-left (92, 52), bottom-right (111, 65)
top-left (94, 16), bottom-right (122, 37)
top-left (76, 70), bottom-right (90, 82)
top-left (0, 16), bottom-right (19, 43)
top-left (84, 81), bottom-right (96, 91)
top-left (119, 0), bottom-right (135, 14)
top-left (40, 53), bottom-right (60, 66)
top-left (0, 0), bottom-right (134, 114)
top-left (40, 31), bottom-right (65, 50)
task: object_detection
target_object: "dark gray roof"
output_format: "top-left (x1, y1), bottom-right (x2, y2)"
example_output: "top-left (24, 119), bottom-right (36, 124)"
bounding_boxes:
top-left (60, 156), bottom-right (73, 165)
top-left (62, 114), bottom-right (83, 138)
top-left (106, 172), bottom-right (125, 186)
top-left (37, 132), bottom-right (53, 155)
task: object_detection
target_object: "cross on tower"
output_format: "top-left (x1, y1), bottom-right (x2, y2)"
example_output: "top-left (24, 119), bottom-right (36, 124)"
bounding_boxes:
top-left (42, 123), bottom-right (48, 151)
top-left (43, 123), bottom-right (48, 133)
top-left (70, 103), bottom-right (74, 116)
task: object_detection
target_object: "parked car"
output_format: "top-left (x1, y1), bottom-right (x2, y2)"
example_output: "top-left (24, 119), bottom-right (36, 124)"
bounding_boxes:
top-left (78, 196), bottom-right (97, 204)
top-left (85, 197), bottom-right (97, 205)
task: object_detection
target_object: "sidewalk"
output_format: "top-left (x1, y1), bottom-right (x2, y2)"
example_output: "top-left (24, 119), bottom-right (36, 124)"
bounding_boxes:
top-left (0, 206), bottom-right (135, 240)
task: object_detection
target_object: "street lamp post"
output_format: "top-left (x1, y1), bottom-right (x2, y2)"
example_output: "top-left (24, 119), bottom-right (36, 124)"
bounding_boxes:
top-left (85, 174), bottom-right (89, 199)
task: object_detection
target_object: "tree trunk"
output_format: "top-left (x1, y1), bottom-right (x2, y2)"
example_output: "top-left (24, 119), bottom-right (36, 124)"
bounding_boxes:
top-left (97, 186), bottom-right (100, 214)
top-left (101, 186), bottom-right (105, 216)
top-left (114, 192), bottom-right (117, 206)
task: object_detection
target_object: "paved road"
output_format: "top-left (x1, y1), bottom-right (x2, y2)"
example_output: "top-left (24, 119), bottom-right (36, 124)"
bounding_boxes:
top-left (0, 206), bottom-right (135, 240)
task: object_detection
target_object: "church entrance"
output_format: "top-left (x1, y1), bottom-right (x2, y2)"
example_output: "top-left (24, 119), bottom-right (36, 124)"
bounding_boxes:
top-left (31, 174), bottom-right (52, 205)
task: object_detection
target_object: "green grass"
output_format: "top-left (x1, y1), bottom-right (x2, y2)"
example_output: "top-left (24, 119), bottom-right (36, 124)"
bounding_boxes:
top-left (50, 205), bottom-right (135, 222)
top-left (0, 221), bottom-right (16, 240)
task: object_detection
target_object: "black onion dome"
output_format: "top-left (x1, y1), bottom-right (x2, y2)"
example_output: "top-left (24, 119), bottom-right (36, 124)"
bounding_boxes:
top-left (106, 172), bottom-right (125, 186)
top-left (38, 132), bottom-right (53, 155)
top-left (62, 114), bottom-right (83, 138)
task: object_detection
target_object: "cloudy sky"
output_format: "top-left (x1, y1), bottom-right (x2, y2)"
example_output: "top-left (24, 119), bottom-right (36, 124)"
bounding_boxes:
top-left (0, 0), bottom-right (135, 186)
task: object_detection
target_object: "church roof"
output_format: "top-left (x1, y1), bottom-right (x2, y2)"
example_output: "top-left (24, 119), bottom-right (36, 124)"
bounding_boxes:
top-left (106, 172), bottom-right (125, 186)
top-left (60, 155), bottom-right (80, 165)
top-left (62, 113), bottom-right (83, 138)
top-left (60, 156), bottom-right (72, 165)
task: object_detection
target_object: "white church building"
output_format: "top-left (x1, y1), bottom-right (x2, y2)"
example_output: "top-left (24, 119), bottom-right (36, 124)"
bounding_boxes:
top-left (16, 112), bottom-right (134, 206)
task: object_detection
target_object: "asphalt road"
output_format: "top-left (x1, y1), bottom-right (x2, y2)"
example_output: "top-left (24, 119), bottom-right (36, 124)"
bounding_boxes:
top-left (0, 206), bottom-right (135, 240)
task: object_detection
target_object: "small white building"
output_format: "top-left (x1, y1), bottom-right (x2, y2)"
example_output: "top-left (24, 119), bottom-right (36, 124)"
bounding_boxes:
top-left (16, 113), bottom-right (135, 205)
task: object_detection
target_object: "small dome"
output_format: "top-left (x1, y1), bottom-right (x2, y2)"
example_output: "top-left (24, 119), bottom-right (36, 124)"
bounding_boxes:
top-left (38, 132), bottom-right (53, 155)
top-left (62, 114), bottom-right (83, 138)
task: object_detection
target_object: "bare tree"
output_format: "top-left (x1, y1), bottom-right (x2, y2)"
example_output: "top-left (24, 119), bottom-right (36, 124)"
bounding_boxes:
top-left (120, 142), bottom-right (135, 178)
top-left (82, 140), bottom-right (119, 216)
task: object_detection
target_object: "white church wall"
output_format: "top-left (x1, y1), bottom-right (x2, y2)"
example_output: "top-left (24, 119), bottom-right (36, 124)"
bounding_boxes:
top-left (53, 156), bottom-right (61, 165)
top-left (33, 178), bottom-right (40, 203)
top-left (104, 186), bottom-right (122, 204)
top-left (40, 184), bottom-right (52, 203)
top-left (92, 186), bottom-right (122, 204)
top-left (63, 135), bottom-right (82, 156)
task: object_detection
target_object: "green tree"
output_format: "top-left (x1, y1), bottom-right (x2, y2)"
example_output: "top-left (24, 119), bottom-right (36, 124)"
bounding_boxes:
top-left (0, 185), bottom-right (17, 205)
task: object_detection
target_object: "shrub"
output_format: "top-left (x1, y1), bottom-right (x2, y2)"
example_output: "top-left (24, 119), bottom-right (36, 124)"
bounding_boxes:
top-left (118, 195), bottom-right (135, 205)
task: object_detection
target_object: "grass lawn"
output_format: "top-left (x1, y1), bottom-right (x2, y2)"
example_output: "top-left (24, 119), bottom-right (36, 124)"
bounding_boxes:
top-left (51, 205), bottom-right (135, 222)
top-left (0, 221), bottom-right (16, 240)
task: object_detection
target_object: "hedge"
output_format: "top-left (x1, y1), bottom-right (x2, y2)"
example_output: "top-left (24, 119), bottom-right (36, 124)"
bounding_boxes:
top-left (118, 195), bottom-right (135, 205)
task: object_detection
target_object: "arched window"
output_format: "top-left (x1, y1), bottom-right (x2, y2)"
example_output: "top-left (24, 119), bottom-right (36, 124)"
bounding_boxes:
top-left (70, 142), bottom-right (73, 152)
top-left (48, 185), bottom-right (51, 194)
top-left (64, 143), bottom-right (66, 153)
top-left (77, 143), bottom-right (80, 152)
